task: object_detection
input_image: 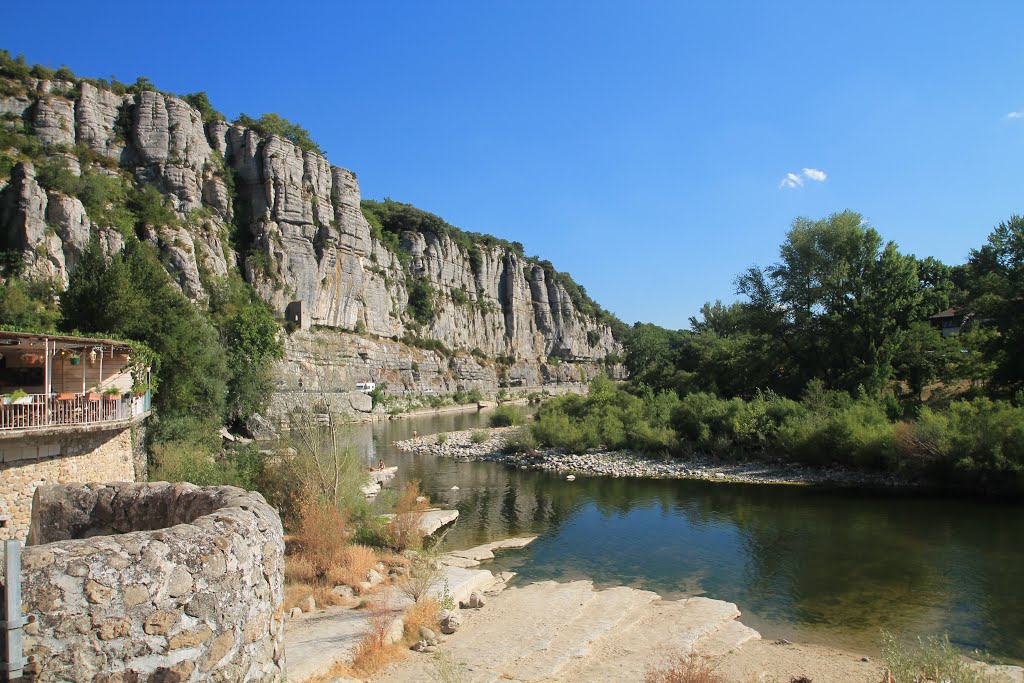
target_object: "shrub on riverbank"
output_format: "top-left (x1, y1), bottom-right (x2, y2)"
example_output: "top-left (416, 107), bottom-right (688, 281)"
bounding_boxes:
top-left (531, 377), bottom-right (1024, 491)
top-left (880, 631), bottom-right (1000, 683)
top-left (489, 404), bottom-right (524, 427)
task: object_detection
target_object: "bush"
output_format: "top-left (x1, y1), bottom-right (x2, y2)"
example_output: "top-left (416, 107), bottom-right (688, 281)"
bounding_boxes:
top-left (436, 432), bottom-right (448, 445)
top-left (386, 481), bottom-right (429, 552)
top-left (502, 428), bottom-right (537, 454)
top-left (644, 652), bottom-right (723, 683)
top-left (470, 430), bottom-right (489, 444)
top-left (881, 631), bottom-right (997, 683)
top-left (489, 405), bottom-right (523, 427)
top-left (292, 496), bottom-right (351, 584)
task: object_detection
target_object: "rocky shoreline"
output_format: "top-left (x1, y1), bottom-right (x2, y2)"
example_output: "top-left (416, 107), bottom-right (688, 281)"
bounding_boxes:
top-left (395, 427), bottom-right (916, 489)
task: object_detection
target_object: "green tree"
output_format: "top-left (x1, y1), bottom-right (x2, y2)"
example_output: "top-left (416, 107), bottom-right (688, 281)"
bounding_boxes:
top-left (964, 215), bottom-right (1024, 394)
top-left (737, 211), bottom-right (920, 395)
top-left (235, 112), bottom-right (322, 154)
top-left (221, 304), bottom-right (283, 423)
top-left (183, 92), bottom-right (224, 124)
top-left (61, 239), bottom-right (228, 442)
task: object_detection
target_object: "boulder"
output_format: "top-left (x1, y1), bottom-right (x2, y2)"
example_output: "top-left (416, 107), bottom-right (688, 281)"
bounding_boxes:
top-left (459, 592), bottom-right (485, 609)
top-left (440, 611), bottom-right (461, 635)
top-left (331, 585), bottom-right (355, 600)
top-left (245, 413), bottom-right (279, 441)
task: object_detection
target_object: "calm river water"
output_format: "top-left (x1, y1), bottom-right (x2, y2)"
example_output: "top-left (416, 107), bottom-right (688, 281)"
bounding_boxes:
top-left (347, 407), bottom-right (1024, 662)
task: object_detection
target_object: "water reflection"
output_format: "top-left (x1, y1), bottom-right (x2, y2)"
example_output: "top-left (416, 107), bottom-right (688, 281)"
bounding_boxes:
top-left (349, 409), bottom-right (1024, 661)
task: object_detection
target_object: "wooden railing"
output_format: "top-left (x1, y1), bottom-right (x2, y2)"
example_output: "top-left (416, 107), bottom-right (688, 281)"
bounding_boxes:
top-left (0, 392), bottom-right (151, 432)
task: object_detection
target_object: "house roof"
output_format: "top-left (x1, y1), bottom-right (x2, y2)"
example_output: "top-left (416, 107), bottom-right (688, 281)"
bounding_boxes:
top-left (0, 330), bottom-right (133, 351)
top-left (928, 308), bottom-right (960, 320)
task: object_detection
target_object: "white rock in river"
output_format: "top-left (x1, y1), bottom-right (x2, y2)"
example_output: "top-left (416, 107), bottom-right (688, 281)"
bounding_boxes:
top-left (565, 475), bottom-right (576, 481)
top-left (451, 485), bottom-right (460, 490)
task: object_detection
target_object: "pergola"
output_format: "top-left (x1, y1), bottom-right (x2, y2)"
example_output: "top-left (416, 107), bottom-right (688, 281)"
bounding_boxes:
top-left (0, 331), bottom-right (150, 433)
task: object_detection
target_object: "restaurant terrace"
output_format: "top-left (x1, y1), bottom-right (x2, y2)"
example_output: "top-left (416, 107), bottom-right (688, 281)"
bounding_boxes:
top-left (0, 331), bottom-right (151, 434)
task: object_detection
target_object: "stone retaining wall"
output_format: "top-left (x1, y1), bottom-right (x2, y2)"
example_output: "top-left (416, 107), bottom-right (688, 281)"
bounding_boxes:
top-left (0, 428), bottom-right (135, 542)
top-left (21, 482), bottom-right (285, 682)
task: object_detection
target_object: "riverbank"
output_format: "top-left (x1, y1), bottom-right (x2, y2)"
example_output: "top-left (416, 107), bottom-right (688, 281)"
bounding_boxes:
top-left (396, 427), bottom-right (914, 489)
top-left (366, 539), bottom-right (1024, 683)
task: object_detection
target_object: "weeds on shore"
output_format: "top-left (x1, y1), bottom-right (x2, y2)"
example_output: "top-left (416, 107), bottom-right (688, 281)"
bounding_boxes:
top-left (431, 651), bottom-right (471, 683)
top-left (386, 480), bottom-right (429, 552)
top-left (880, 631), bottom-right (1005, 683)
top-left (644, 651), bottom-right (724, 683)
top-left (470, 429), bottom-right (489, 444)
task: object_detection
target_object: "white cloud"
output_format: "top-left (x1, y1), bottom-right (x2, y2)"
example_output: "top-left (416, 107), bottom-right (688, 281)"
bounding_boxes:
top-left (779, 172), bottom-right (804, 189)
top-left (1007, 111), bottom-right (1024, 120)
top-left (779, 167), bottom-right (827, 189)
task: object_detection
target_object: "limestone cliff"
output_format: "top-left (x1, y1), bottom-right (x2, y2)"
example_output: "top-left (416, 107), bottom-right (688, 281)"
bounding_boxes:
top-left (0, 69), bottom-right (622, 405)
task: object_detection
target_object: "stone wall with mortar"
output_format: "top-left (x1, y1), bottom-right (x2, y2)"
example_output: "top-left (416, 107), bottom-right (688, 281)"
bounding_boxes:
top-left (21, 482), bottom-right (285, 682)
top-left (0, 427), bottom-right (135, 542)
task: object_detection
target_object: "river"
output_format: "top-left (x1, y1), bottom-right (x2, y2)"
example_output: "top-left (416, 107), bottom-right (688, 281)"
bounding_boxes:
top-left (346, 406), bottom-right (1024, 663)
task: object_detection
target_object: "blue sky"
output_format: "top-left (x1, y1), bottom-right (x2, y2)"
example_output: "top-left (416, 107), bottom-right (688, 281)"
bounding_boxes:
top-left (4, 1), bottom-right (1023, 329)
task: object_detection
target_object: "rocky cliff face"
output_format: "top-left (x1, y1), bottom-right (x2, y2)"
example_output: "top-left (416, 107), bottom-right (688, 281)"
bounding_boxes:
top-left (0, 74), bottom-right (621, 403)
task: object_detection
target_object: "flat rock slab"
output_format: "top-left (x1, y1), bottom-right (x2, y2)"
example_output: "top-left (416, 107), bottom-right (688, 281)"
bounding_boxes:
top-left (284, 566), bottom-right (500, 680)
top-left (369, 580), bottom-right (761, 683)
top-left (440, 536), bottom-right (537, 567)
top-left (419, 508), bottom-right (459, 535)
top-left (380, 508), bottom-right (459, 537)
top-left (285, 606), bottom-right (373, 682)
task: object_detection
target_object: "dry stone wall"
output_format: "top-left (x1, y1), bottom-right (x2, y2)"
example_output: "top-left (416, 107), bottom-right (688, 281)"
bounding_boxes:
top-left (0, 428), bottom-right (135, 542)
top-left (21, 482), bottom-right (285, 682)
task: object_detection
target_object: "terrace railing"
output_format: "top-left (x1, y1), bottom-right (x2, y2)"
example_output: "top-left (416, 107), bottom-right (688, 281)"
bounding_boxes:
top-left (0, 392), bottom-right (150, 432)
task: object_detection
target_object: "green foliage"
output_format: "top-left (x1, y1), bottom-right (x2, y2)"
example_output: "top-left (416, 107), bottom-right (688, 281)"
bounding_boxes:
top-left (183, 91), bottom-right (224, 123)
top-left (964, 215), bottom-right (1024, 394)
top-left (369, 382), bottom-right (387, 408)
top-left (209, 277), bottom-right (284, 424)
top-left (0, 50), bottom-right (32, 80)
top-left (470, 430), bottom-right (489, 444)
top-left (880, 631), bottom-right (998, 683)
top-left (532, 376), bottom-right (679, 454)
top-left (61, 239), bottom-right (229, 442)
top-left (401, 334), bottom-right (451, 356)
top-left (32, 159), bottom-right (139, 238)
top-left (128, 184), bottom-right (179, 228)
top-left (235, 112), bottom-right (323, 154)
top-left (502, 427), bottom-right (537, 454)
top-left (150, 440), bottom-right (266, 490)
top-left (407, 280), bottom-right (435, 324)
top-left (489, 405), bottom-right (523, 427)
top-left (0, 279), bottom-right (60, 331)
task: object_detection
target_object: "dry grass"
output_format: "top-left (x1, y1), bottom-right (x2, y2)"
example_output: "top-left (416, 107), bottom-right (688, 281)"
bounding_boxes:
top-left (292, 496), bottom-right (351, 583)
top-left (402, 597), bottom-right (441, 643)
top-left (350, 597), bottom-right (406, 676)
top-left (645, 652), bottom-right (724, 683)
top-left (387, 480), bottom-right (429, 552)
top-left (282, 581), bottom-right (350, 612)
top-left (326, 544), bottom-right (381, 590)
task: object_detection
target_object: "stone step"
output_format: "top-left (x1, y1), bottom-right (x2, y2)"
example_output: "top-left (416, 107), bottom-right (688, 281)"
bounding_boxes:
top-left (556, 596), bottom-right (745, 683)
top-left (693, 618), bottom-right (761, 657)
top-left (502, 584), bottom-right (660, 681)
top-left (438, 581), bottom-right (601, 680)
